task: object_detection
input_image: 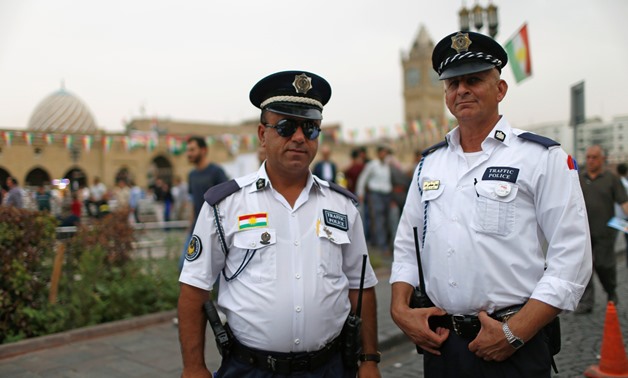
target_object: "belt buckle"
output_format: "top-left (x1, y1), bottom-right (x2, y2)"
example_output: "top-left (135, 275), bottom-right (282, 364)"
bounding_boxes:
top-left (452, 314), bottom-right (465, 336)
top-left (266, 355), bottom-right (277, 372)
top-left (497, 309), bottom-right (518, 322)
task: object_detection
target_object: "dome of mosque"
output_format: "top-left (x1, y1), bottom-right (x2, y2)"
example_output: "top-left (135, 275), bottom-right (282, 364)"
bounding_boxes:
top-left (27, 87), bottom-right (98, 133)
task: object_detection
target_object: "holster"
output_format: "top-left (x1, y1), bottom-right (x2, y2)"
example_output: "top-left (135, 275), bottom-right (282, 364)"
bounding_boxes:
top-left (544, 316), bottom-right (561, 355)
top-left (340, 313), bottom-right (362, 369)
top-left (409, 287), bottom-right (436, 354)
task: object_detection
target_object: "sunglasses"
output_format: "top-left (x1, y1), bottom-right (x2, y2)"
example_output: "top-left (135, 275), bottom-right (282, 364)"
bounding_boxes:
top-left (264, 119), bottom-right (321, 140)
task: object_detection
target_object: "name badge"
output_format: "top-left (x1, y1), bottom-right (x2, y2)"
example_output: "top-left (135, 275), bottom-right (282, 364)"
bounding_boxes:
top-left (422, 180), bottom-right (440, 191)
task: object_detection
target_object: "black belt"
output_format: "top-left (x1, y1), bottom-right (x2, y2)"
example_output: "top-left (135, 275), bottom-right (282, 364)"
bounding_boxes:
top-left (230, 336), bottom-right (341, 374)
top-left (431, 304), bottom-right (524, 339)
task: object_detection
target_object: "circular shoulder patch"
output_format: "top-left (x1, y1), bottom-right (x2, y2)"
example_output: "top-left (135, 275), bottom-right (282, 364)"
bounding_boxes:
top-left (185, 235), bottom-right (202, 262)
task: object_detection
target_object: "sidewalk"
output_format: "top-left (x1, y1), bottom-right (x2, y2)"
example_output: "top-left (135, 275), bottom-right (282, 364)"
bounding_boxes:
top-left (0, 265), bottom-right (403, 377)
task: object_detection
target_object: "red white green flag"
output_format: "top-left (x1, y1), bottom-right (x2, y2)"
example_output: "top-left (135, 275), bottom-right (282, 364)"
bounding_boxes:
top-left (504, 23), bottom-right (532, 83)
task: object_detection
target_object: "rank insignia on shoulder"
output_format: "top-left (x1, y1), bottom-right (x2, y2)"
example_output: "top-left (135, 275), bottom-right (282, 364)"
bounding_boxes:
top-left (323, 209), bottom-right (348, 231)
top-left (256, 178), bottom-right (266, 190)
top-left (423, 180), bottom-right (440, 191)
top-left (186, 235), bottom-right (202, 262)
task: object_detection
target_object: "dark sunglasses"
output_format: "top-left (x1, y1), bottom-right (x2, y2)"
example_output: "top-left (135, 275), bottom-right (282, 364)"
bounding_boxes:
top-left (263, 119), bottom-right (321, 140)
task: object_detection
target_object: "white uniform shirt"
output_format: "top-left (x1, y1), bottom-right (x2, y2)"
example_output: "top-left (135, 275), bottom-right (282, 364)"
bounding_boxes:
top-left (390, 117), bottom-right (592, 314)
top-left (180, 165), bottom-right (377, 353)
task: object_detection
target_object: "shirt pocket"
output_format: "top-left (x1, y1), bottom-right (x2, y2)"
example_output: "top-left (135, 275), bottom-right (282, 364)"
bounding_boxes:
top-left (317, 226), bottom-right (350, 277)
top-left (421, 181), bottom-right (446, 232)
top-left (472, 181), bottom-right (518, 236)
top-left (232, 228), bottom-right (277, 282)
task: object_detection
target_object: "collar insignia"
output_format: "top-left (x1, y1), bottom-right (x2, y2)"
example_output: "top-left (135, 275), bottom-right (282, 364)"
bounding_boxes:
top-left (293, 73), bottom-right (313, 94)
top-left (256, 178), bottom-right (266, 190)
top-left (495, 130), bottom-right (506, 142)
top-left (451, 32), bottom-right (472, 53)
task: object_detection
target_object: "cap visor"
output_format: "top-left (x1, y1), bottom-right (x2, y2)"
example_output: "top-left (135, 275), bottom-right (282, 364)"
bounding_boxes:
top-left (264, 103), bottom-right (322, 120)
top-left (439, 61), bottom-right (496, 80)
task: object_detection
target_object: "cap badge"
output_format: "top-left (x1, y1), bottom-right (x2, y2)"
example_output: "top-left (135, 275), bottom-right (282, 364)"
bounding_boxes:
top-left (292, 73), bottom-right (313, 94)
top-left (451, 32), bottom-right (472, 53)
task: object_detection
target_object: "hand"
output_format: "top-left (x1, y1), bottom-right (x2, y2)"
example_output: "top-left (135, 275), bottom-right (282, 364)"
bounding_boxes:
top-left (391, 305), bottom-right (449, 355)
top-left (181, 366), bottom-right (212, 378)
top-left (467, 311), bottom-right (516, 362)
top-left (358, 360), bottom-right (381, 378)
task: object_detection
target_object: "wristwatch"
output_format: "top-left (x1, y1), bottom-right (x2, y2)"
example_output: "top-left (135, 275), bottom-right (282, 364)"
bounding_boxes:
top-left (502, 322), bottom-right (524, 349)
top-left (359, 352), bottom-right (381, 363)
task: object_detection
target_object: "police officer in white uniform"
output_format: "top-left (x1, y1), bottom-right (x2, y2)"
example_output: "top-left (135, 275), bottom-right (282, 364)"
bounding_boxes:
top-left (390, 31), bottom-right (592, 377)
top-left (178, 70), bottom-right (381, 378)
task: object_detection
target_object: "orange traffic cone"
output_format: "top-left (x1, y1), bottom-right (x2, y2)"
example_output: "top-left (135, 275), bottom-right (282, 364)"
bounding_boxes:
top-left (584, 301), bottom-right (628, 377)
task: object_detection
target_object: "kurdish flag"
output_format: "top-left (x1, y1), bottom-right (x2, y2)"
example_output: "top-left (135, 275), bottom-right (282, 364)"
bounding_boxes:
top-left (238, 213), bottom-right (268, 229)
top-left (504, 23), bottom-right (532, 83)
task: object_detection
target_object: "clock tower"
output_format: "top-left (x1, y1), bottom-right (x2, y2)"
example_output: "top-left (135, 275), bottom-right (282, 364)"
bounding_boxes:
top-left (401, 25), bottom-right (445, 132)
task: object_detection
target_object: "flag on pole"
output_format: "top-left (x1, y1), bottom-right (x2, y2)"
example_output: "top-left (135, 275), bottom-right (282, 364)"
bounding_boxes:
top-left (504, 23), bottom-right (532, 83)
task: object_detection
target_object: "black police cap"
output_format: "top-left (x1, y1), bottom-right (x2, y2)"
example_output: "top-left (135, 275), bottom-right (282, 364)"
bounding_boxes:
top-left (249, 70), bottom-right (332, 120)
top-left (432, 31), bottom-right (508, 80)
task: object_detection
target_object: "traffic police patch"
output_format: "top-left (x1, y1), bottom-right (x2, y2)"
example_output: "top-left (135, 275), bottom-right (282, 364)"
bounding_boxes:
top-left (323, 210), bottom-right (348, 231)
top-left (482, 167), bottom-right (520, 183)
top-left (185, 235), bottom-right (202, 262)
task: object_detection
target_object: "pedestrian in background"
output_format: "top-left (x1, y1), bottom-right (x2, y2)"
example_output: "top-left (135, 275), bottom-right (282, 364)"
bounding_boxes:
top-left (616, 163), bottom-right (628, 266)
top-left (390, 31), bottom-right (592, 377)
top-left (35, 184), bottom-right (52, 212)
top-left (4, 177), bottom-right (24, 208)
top-left (356, 145), bottom-right (393, 254)
top-left (313, 144), bottom-right (338, 183)
top-left (178, 70), bottom-right (380, 378)
top-left (576, 145), bottom-right (628, 313)
top-left (177, 135), bottom-right (229, 271)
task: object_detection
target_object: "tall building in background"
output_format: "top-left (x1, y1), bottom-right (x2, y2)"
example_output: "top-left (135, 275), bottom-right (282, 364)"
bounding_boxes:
top-left (401, 25), bottom-right (445, 131)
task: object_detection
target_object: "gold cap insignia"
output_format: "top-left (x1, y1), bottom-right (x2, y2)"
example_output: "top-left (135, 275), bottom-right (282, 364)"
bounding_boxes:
top-left (292, 73), bottom-right (313, 94)
top-left (451, 32), bottom-right (472, 53)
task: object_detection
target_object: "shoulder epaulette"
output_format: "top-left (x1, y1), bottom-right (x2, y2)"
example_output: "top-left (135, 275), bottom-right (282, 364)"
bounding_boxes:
top-left (421, 140), bottom-right (448, 157)
top-left (517, 132), bottom-right (560, 148)
top-left (328, 181), bottom-right (359, 205)
top-left (204, 179), bottom-right (241, 206)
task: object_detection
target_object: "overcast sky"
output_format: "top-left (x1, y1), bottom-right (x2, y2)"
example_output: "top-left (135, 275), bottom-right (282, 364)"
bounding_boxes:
top-left (0, 0), bottom-right (626, 139)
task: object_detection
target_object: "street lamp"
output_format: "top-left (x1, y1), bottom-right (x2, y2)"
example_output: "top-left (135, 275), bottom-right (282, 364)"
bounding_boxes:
top-left (458, 1), bottom-right (499, 38)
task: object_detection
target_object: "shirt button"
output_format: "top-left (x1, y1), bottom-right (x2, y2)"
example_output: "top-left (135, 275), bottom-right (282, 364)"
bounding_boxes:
top-left (449, 281), bottom-right (457, 287)
top-left (447, 249), bottom-right (454, 256)
top-left (250, 242), bottom-right (256, 247)
top-left (294, 240), bottom-right (300, 246)
top-left (295, 273), bottom-right (301, 279)
top-left (457, 186), bottom-right (463, 191)
top-left (294, 339), bottom-right (301, 345)
top-left (291, 214), bottom-right (296, 217)
top-left (452, 216), bottom-right (458, 222)
top-left (295, 306), bottom-right (302, 312)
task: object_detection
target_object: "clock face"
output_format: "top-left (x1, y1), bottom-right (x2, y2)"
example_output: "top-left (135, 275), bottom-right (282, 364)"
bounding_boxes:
top-left (405, 68), bottom-right (420, 88)
top-left (430, 70), bottom-right (441, 86)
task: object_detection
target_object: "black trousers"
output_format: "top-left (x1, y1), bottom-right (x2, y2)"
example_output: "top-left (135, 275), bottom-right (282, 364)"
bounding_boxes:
top-left (216, 352), bottom-right (355, 378)
top-left (424, 330), bottom-right (551, 378)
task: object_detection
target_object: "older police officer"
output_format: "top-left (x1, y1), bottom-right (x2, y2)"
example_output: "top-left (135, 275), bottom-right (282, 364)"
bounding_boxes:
top-left (178, 70), bottom-right (381, 378)
top-left (390, 31), bottom-right (592, 377)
